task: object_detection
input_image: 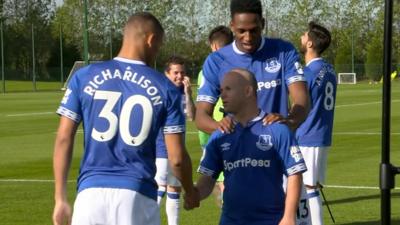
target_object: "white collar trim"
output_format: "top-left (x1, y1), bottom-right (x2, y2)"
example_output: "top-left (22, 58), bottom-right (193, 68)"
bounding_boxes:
top-left (232, 38), bottom-right (265, 55)
top-left (251, 110), bottom-right (266, 122)
top-left (306, 57), bottom-right (323, 67)
top-left (114, 57), bottom-right (146, 65)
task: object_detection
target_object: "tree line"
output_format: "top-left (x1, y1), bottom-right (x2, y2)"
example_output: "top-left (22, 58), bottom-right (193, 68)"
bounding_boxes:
top-left (1, 0), bottom-right (399, 82)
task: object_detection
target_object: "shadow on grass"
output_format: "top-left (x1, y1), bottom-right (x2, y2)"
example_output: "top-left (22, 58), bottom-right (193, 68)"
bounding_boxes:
top-left (340, 219), bottom-right (400, 225)
top-left (325, 192), bottom-right (400, 206)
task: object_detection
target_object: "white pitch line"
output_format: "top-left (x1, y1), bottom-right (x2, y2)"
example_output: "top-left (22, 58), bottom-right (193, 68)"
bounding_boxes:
top-left (186, 131), bottom-right (400, 135)
top-left (72, 131), bottom-right (400, 136)
top-left (6, 111), bottom-right (54, 117)
top-left (1, 179), bottom-right (399, 190)
top-left (3, 99), bottom-right (400, 117)
top-left (0, 179), bottom-right (75, 183)
top-left (336, 99), bottom-right (400, 108)
top-left (325, 185), bottom-right (400, 190)
top-left (333, 132), bottom-right (400, 135)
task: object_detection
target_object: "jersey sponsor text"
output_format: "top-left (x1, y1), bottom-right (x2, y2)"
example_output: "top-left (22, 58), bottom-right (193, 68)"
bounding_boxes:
top-left (224, 158), bottom-right (270, 171)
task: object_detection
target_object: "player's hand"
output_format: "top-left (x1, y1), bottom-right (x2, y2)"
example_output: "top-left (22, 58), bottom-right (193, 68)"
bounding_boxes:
top-left (278, 215), bottom-right (296, 225)
top-left (263, 113), bottom-right (286, 125)
top-left (217, 116), bottom-right (234, 134)
top-left (182, 76), bottom-right (192, 96)
top-left (183, 186), bottom-right (200, 210)
top-left (53, 200), bottom-right (72, 225)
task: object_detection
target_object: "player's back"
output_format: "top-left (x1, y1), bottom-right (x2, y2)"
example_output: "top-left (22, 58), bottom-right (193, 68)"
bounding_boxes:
top-left (57, 57), bottom-right (184, 200)
top-left (296, 58), bottom-right (337, 147)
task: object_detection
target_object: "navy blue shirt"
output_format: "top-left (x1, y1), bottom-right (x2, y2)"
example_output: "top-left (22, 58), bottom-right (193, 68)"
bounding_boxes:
top-left (199, 111), bottom-right (307, 225)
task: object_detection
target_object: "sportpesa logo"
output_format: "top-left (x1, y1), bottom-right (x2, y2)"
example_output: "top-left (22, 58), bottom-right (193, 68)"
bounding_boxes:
top-left (257, 79), bottom-right (282, 91)
top-left (224, 158), bottom-right (270, 172)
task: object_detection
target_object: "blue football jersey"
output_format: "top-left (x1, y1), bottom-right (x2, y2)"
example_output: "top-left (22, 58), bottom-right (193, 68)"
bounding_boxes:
top-left (198, 111), bottom-right (307, 224)
top-left (56, 57), bottom-right (185, 200)
top-left (296, 58), bottom-right (337, 147)
top-left (197, 37), bottom-right (305, 116)
top-left (156, 90), bottom-right (186, 158)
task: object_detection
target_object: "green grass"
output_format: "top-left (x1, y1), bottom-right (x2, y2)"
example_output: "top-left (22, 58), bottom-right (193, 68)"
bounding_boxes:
top-left (0, 80), bottom-right (63, 92)
top-left (0, 81), bottom-right (400, 224)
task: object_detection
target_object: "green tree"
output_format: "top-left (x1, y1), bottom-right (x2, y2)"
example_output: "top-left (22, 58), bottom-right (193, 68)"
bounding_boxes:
top-left (365, 34), bottom-right (383, 81)
top-left (3, 0), bottom-right (56, 80)
top-left (334, 33), bottom-right (352, 74)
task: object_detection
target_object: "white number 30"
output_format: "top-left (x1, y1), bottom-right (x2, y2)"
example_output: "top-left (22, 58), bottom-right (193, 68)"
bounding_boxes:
top-left (91, 90), bottom-right (153, 146)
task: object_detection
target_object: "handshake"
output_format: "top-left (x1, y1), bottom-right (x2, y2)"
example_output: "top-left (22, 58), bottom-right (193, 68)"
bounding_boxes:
top-left (183, 186), bottom-right (201, 210)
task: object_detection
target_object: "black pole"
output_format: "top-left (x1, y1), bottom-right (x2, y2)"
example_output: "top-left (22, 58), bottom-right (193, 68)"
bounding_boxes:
top-left (109, 28), bottom-right (113, 59)
top-left (83, 0), bottom-right (89, 65)
top-left (1, 19), bottom-right (5, 93)
top-left (380, 0), bottom-right (393, 224)
top-left (60, 24), bottom-right (64, 88)
top-left (31, 23), bottom-right (36, 91)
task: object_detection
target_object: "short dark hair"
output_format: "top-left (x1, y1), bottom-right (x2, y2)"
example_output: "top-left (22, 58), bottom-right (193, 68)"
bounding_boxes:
top-left (164, 55), bottom-right (185, 72)
top-left (230, 0), bottom-right (262, 18)
top-left (208, 25), bottom-right (233, 47)
top-left (126, 12), bottom-right (164, 37)
top-left (308, 21), bottom-right (331, 54)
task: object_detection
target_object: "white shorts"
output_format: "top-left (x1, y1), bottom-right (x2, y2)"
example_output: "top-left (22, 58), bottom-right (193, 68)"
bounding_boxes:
top-left (282, 176), bottom-right (312, 225)
top-left (72, 188), bottom-right (160, 225)
top-left (299, 146), bottom-right (329, 186)
top-left (155, 158), bottom-right (181, 187)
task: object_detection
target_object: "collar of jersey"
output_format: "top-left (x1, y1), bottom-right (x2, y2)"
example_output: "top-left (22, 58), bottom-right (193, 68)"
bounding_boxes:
top-left (232, 38), bottom-right (265, 55)
top-left (231, 110), bottom-right (266, 128)
top-left (306, 57), bottom-right (323, 67)
top-left (114, 57), bottom-right (146, 65)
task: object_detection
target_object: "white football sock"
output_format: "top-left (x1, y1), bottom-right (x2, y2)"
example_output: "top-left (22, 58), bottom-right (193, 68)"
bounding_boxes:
top-left (166, 192), bottom-right (180, 225)
top-left (157, 186), bottom-right (166, 205)
top-left (307, 189), bottom-right (323, 225)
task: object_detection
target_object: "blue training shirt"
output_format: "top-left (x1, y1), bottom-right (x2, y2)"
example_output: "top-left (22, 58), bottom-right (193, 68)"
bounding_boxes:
top-left (296, 58), bottom-right (337, 147)
top-left (56, 57), bottom-right (185, 200)
top-left (198, 111), bottom-right (307, 225)
top-left (197, 37), bottom-right (305, 116)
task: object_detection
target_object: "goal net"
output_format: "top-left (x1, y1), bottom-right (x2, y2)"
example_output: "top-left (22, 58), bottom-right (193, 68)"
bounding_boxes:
top-left (61, 60), bottom-right (103, 90)
top-left (338, 73), bottom-right (356, 84)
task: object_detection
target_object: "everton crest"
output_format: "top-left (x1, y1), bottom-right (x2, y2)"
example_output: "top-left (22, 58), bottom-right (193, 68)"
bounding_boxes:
top-left (256, 135), bottom-right (273, 151)
top-left (265, 58), bottom-right (281, 73)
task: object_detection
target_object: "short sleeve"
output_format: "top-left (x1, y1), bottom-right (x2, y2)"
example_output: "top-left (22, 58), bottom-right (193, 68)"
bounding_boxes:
top-left (198, 132), bottom-right (223, 179)
top-left (56, 70), bottom-right (83, 123)
top-left (196, 54), bottom-right (222, 104)
top-left (271, 123), bottom-right (307, 176)
top-left (163, 87), bottom-right (186, 134)
top-left (283, 43), bottom-right (306, 86)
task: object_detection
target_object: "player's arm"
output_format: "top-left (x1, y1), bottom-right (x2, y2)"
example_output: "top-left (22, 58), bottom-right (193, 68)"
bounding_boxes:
top-left (195, 174), bottom-right (216, 200)
top-left (195, 102), bottom-right (218, 133)
top-left (183, 76), bottom-right (196, 121)
top-left (195, 102), bottom-right (234, 134)
top-left (263, 81), bottom-right (309, 130)
top-left (286, 81), bottom-right (310, 130)
top-left (165, 133), bottom-right (199, 209)
top-left (53, 116), bottom-right (79, 225)
top-left (196, 54), bottom-right (234, 134)
top-left (279, 173), bottom-right (303, 225)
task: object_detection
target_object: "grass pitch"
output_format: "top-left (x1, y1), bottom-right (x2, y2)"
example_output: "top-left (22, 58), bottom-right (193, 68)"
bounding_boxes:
top-left (0, 80), bottom-right (400, 224)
